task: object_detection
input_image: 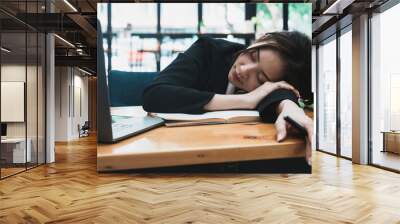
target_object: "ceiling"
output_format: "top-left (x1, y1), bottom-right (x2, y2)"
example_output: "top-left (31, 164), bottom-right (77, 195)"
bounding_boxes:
top-left (1, 0), bottom-right (97, 73)
top-left (311, 0), bottom-right (390, 42)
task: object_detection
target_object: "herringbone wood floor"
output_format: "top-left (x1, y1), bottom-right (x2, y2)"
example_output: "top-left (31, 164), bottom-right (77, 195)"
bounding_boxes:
top-left (1, 135), bottom-right (400, 224)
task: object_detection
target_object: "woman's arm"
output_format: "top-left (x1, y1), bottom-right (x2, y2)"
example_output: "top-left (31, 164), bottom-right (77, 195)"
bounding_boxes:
top-left (204, 81), bottom-right (299, 111)
top-left (203, 94), bottom-right (252, 111)
top-left (274, 99), bottom-right (313, 166)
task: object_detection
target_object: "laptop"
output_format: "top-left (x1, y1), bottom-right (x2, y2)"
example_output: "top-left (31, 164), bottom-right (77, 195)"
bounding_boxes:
top-left (97, 21), bottom-right (164, 143)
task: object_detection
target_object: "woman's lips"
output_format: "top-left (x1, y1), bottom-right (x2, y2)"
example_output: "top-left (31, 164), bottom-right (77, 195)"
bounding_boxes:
top-left (232, 68), bottom-right (242, 84)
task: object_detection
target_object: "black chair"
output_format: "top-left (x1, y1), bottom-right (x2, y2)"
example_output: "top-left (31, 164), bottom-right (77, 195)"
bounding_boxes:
top-left (78, 121), bottom-right (90, 138)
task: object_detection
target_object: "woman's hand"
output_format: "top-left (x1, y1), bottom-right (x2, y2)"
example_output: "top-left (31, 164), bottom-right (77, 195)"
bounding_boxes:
top-left (275, 100), bottom-right (313, 166)
top-left (243, 81), bottom-right (300, 109)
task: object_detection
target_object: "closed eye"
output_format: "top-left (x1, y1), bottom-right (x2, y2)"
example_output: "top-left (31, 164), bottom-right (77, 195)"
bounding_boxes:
top-left (250, 51), bottom-right (257, 62)
top-left (252, 49), bottom-right (272, 83)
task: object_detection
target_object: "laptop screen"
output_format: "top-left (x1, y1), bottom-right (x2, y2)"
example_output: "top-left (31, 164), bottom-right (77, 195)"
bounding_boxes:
top-left (97, 19), bottom-right (163, 143)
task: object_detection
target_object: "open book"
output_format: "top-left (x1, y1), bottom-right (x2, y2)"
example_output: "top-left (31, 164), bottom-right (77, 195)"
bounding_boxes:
top-left (150, 110), bottom-right (260, 127)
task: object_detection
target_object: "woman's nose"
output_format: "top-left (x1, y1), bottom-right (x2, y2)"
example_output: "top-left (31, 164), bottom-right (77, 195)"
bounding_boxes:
top-left (237, 64), bottom-right (257, 78)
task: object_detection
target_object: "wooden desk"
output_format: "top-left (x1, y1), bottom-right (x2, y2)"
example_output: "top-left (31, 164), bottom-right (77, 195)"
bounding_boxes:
top-left (1, 138), bottom-right (32, 164)
top-left (382, 131), bottom-right (400, 154)
top-left (97, 121), bottom-right (307, 172)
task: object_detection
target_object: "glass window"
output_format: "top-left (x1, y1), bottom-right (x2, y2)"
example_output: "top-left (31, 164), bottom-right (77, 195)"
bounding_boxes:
top-left (97, 3), bottom-right (108, 34)
top-left (256, 3), bottom-right (283, 35)
top-left (160, 37), bottom-right (197, 71)
top-left (130, 37), bottom-right (158, 72)
top-left (26, 1), bottom-right (43, 169)
top-left (99, 3), bottom-right (259, 72)
top-left (103, 36), bottom-right (109, 72)
top-left (202, 3), bottom-right (246, 33)
top-left (1, 31), bottom-right (28, 177)
top-left (27, 31), bottom-right (38, 169)
top-left (288, 3), bottom-right (312, 37)
top-left (371, 3), bottom-right (400, 171)
top-left (317, 36), bottom-right (337, 154)
top-left (1, 1), bottom-right (47, 179)
top-left (111, 3), bottom-right (157, 33)
top-left (38, 33), bottom-right (45, 165)
top-left (161, 3), bottom-right (197, 33)
top-left (110, 32), bottom-right (131, 71)
top-left (221, 36), bottom-right (246, 45)
top-left (97, 3), bottom-right (109, 72)
top-left (339, 29), bottom-right (352, 158)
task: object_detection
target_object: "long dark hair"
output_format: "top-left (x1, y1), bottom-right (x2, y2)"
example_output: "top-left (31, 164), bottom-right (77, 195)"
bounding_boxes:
top-left (235, 31), bottom-right (312, 103)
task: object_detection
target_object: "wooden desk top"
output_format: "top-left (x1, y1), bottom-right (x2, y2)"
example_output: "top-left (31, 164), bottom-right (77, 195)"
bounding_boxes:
top-left (97, 122), bottom-right (306, 172)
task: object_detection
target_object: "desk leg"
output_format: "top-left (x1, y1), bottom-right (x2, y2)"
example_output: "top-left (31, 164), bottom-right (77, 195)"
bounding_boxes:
top-left (382, 133), bottom-right (386, 153)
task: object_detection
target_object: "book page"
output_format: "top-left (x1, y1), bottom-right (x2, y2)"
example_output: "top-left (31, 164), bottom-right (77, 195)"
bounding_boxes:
top-left (151, 113), bottom-right (210, 121)
top-left (205, 110), bottom-right (259, 120)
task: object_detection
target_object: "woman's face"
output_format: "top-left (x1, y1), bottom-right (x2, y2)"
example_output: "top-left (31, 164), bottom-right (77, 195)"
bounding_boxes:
top-left (228, 48), bottom-right (285, 92)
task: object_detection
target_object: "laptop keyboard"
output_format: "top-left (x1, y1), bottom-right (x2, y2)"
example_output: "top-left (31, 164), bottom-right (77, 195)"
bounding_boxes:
top-left (112, 123), bottom-right (134, 129)
top-left (111, 116), bottom-right (163, 139)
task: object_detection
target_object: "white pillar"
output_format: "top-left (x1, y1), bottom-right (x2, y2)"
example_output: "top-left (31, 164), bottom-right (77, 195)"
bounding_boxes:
top-left (45, 0), bottom-right (55, 163)
top-left (46, 32), bottom-right (55, 163)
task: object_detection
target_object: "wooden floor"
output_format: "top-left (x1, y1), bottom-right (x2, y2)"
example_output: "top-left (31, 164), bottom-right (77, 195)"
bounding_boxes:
top-left (372, 150), bottom-right (400, 171)
top-left (1, 167), bottom-right (26, 178)
top-left (1, 135), bottom-right (400, 223)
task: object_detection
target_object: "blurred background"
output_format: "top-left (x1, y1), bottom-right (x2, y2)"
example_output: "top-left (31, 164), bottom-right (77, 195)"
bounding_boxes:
top-left (98, 3), bottom-right (311, 73)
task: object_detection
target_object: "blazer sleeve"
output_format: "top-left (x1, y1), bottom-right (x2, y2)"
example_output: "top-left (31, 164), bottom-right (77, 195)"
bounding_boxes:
top-left (142, 41), bottom-right (215, 114)
top-left (256, 89), bottom-right (299, 123)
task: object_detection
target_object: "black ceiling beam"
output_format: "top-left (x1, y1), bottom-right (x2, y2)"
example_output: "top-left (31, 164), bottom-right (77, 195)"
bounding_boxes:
top-left (0, 18), bottom-right (27, 31)
top-left (66, 13), bottom-right (96, 46)
top-left (55, 55), bottom-right (96, 72)
top-left (86, 0), bottom-right (97, 12)
top-left (13, 13), bottom-right (82, 32)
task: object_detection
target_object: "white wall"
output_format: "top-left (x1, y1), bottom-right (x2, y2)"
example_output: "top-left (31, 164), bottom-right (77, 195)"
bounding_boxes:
top-left (55, 66), bottom-right (69, 141)
top-left (54, 67), bottom-right (89, 141)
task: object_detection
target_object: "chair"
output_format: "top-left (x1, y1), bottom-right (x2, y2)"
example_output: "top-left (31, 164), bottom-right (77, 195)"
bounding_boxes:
top-left (78, 121), bottom-right (90, 138)
top-left (107, 70), bottom-right (159, 107)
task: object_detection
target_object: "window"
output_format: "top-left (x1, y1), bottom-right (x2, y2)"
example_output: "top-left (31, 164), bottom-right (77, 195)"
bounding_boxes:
top-left (339, 28), bottom-right (352, 158)
top-left (288, 3), bottom-right (312, 37)
top-left (317, 36), bottom-right (337, 154)
top-left (202, 3), bottom-right (245, 33)
top-left (0, 1), bottom-right (46, 179)
top-left (161, 3), bottom-right (197, 33)
top-left (370, 3), bottom-right (400, 171)
top-left (160, 37), bottom-right (197, 71)
top-left (129, 37), bottom-right (158, 72)
top-left (98, 3), bottom-right (108, 33)
top-left (111, 3), bottom-right (157, 33)
top-left (99, 3), bottom-right (257, 72)
top-left (256, 3), bottom-right (283, 34)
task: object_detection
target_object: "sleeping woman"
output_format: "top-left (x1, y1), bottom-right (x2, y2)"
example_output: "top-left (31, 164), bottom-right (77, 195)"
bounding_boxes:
top-left (142, 31), bottom-right (313, 165)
